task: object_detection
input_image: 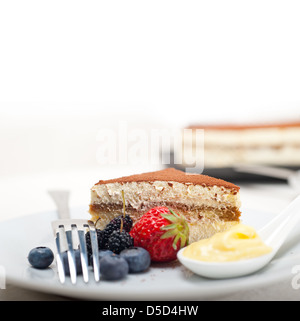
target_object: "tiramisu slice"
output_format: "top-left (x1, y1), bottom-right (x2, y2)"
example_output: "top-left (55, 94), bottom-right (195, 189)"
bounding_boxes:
top-left (89, 168), bottom-right (241, 243)
top-left (184, 121), bottom-right (300, 168)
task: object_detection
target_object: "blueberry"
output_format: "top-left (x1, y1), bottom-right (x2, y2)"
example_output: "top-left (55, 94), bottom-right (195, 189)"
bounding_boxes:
top-left (61, 250), bottom-right (82, 275)
top-left (100, 254), bottom-right (129, 280)
top-left (98, 249), bottom-right (114, 260)
top-left (120, 247), bottom-right (151, 273)
top-left (28, 246), bottom-right (54, 269)
top-left (89, 249), bottom-right (114, 266)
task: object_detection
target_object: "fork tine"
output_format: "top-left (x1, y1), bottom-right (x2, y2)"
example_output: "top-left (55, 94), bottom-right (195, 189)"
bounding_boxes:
top-left (54, 226), bottom-right (66, 284)
top-left (65, 229), bottom-right (77, 284)
top-left (77, 227), bottom-right (89, 283)
top-left (87, 221), bottom-right (100, 282)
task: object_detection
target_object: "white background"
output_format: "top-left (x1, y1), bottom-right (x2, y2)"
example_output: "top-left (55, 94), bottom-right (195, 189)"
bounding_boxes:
top-left (1, 0), bottom-right (300, 121)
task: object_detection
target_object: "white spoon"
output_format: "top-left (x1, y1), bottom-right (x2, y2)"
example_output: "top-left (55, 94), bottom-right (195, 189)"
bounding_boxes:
top-left (177, 194), bottom-right (300, 279)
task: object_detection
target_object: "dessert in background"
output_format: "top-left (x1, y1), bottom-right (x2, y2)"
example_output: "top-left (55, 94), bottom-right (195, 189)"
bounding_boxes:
top-left (183, 121), bottom-right (300, 168)
top-left (89, 168), bottom-right (241, 243)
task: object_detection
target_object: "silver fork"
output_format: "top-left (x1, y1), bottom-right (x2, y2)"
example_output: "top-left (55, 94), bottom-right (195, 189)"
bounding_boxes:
top-left (48, 190), bottom-right (71, 219)
top-left (234, 164), bottom-right (300, 192)
top-left (51, 219), bottom-right (100, 284)
top-left (48, 190), bottom-right (100, 284)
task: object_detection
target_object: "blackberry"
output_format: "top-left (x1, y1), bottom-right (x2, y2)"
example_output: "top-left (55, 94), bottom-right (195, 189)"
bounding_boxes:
top-left (85, 229), bottom-right (108, 261)
top-left (107, 230), bottom-right (134, 254)
top-left (85, 214), bottom-right (133, 259)
top-left (106, 214), bottom-right (133, 233)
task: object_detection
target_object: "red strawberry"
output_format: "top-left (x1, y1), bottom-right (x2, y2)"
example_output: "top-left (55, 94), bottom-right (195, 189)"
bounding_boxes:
top-left (130, 206), bottom-right (189, 262)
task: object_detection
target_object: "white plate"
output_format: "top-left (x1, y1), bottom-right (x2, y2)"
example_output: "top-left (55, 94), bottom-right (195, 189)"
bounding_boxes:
top-left (0, 206), bottom-right (299, 300)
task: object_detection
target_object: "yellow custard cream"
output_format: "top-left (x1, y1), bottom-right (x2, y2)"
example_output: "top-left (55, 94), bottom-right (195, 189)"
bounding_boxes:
top-left (183, 223), bottom-right (272, 262)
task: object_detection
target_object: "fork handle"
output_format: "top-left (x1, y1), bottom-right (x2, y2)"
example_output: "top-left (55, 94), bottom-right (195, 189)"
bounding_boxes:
top-left (48, 190), bottom-right (70, 219)
top-left (234, 164), bottom-right (295, 180)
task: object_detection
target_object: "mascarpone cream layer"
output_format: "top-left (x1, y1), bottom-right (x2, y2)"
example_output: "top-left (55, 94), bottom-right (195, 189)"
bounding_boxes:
top-left (91, 181), bottom-right (240, 210)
